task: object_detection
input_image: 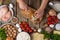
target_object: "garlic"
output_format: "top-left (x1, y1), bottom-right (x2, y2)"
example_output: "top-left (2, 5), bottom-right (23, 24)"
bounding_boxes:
top-left (49, 2), bottom-right (54, 6)
top-left (49, 24), bottom-right (54, 28)
top-left (18, 28), bottom-right (22, 32)
top-left (37, 28), bottom-right (42, 33)
top-left (16, 23), bottom-right (20, 28)
top-left (9, 4), bottom-right (13, 9)
top-left (57, 13), bottom-right (60, 19)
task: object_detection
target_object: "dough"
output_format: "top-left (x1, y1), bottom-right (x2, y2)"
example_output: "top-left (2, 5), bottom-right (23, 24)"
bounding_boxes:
top-left (31, 32), bottom-right (44, 40)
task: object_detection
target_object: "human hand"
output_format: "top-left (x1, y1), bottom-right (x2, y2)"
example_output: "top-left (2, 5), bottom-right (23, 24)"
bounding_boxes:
top-left (34, 9), bottom-right (44, 20)
top-left (17, 0), bottom-right (28, 11)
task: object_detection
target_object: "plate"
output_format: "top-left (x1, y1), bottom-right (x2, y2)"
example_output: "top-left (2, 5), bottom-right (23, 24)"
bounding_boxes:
top-left (0, 5), bottom-right (13, 23)
top-left (1, 23), bottom-right (17, 38)
top-left (55, 23), bottom-right (60, 30)
top-left (11, 17), bottom-right (18, 24)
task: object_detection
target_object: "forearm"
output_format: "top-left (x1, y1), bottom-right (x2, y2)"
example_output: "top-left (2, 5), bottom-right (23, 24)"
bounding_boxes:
top-left (17, 0), bottom-right (24, 4)
top-left (39, 0), bottom-right (48, 10)
top-left (17, 0), bottom-right (28, 10)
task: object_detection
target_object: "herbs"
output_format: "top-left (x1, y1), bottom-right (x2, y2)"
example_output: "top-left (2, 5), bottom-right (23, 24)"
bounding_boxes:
top-left (41, 30), bottom-right (53, 39)
top-left (52, 34), bottom-right (60, 40)
top-left (41, 30), bottom-right (60, 40)
top-left (0, 28), bottom-right (6, 40)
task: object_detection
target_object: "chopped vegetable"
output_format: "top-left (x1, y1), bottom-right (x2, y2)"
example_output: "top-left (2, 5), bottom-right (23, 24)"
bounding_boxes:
top-left (0, 28), bottom-right (6, 40)
top-left (41, 30), bottom-right (60, 40)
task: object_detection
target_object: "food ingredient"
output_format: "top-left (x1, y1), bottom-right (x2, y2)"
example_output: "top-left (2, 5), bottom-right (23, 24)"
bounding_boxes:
top-left (6, 37), bottom-right (13, 40)
top-left (0, 28), bottom-right (6, 40)
top-left (2, 24), bottom-right (17, 38)
top-left (47, 9), bottom-right (58, 25)
top-left (19, 21), bottom-right (33, 33)
top-left (41, 30), bottom-right (60, 40)
top-left (16, 32), bottom-right (30, 40)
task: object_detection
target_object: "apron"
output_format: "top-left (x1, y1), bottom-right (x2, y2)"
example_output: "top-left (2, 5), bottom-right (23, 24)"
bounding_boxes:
top-left (24, 0), bottom-right (41, 9)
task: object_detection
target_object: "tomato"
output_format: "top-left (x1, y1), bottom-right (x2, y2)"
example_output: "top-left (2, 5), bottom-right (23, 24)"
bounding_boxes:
top-left (25, 29), bottom-right (28, 32)
top-left (19, 21), bottom-right (33, 33)
top-left (20, 24), bottom-right (23, 28)
top-left (55, 19), bottom-right (58, 23)
top-left (29, 29), bottom-right (33, 33)
top-left (47, 22), bottom-right (51, 25)
top-left (22, 21), bottom-right (27, 25)
top-left (20, 24), bottom-right (25, 30)
top-left (26, 27), bottom-right (29, 30)
top-left (24, 24), bottom-right (29, 28)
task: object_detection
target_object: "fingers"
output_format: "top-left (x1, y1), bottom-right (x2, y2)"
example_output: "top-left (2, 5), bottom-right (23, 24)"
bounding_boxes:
top-left (34, 12), bottom-right (44, 20)
top-left (24, 6), bottom-right (28, 11)
top-left (34, 11), bottom-right (38, 16)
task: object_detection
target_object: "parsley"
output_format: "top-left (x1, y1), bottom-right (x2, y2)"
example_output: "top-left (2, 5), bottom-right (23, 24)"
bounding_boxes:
top-left (0, 28), bottom-right (6, 40)
top-left (41, 30), bottom-right (60, 40)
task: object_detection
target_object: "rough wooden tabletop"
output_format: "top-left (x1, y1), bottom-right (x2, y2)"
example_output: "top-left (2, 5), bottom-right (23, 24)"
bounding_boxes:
top-left (2, 0), bottom-right (48, 31)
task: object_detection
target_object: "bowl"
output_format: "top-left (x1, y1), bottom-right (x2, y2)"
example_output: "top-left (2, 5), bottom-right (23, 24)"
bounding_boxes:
top-left (55, 23), bottom-right (60, 31)
top-left (11, 17), bottom-right (18, 24)
top-left (0, 5), bottom-right (13, 23)
top-left (49, 1), bottom-right (60, 12)
top-left (0, 23), bottom-right (17, 38)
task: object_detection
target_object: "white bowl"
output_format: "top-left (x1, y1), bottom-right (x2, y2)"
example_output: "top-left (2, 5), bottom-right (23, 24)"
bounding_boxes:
top-left (49, 2), bottom-right (60, 12)
top-left (16, 32), bottom-right (31, 40)
top-left (0, 5), bottom-right (13, 23)
top-left (55, 23), bottom-right (60, 30)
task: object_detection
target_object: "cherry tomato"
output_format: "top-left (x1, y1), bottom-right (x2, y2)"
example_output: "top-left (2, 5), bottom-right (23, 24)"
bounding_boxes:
top-left (47, 17), bottom-right (51, 21)
top-left (22, 21), bottom-right (27, 25)
top-left (24, 24), bottom-right (29, 28)
top-left (29, 29), bottom-right (33, 33)
top-left (20, 24), bottom-right (25, 30)
top-left (26, 27), bottom-right (30, 30)
top-left (25, 29), bottom-right (29, 32)
top-left (55, 19), bottom-right (58, 23)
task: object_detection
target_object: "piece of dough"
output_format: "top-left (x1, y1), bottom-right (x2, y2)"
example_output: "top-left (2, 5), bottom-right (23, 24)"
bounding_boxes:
top-left (31, 32), bottom-right (44, 40)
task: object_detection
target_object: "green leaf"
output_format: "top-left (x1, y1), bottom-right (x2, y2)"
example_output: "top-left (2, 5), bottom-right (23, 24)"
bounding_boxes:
top-left (0, 28), bottom-right (6, 40)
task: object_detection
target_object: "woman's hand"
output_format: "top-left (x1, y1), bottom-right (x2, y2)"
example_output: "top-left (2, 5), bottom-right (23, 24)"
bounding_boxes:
top-left (34, 0), bottom-right (48, 20)
top-left (34, 9), bottom-right (44, 20)
top-left (17, 0), bottom-right (28, 11)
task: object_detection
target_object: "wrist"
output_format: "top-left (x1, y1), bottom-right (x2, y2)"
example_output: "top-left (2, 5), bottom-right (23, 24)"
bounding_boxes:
top-left (17, 0), bottom-right (24, 4)
top-left (39, 6), bottom-right (45, 11)
top-left (38, 8), bottom-right (43, 11)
